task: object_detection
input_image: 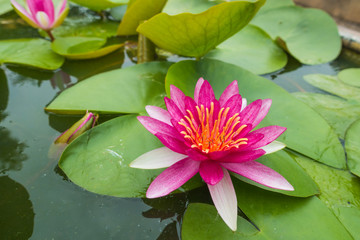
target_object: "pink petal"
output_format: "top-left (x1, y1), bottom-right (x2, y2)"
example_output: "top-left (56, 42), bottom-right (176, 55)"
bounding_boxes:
top-left (238, 99), bottom-right (262, 127)
top-left (194, 77), bottom-right (205, 104)
top-left (164, 97), bottom-right (184, 122)
top-left (219, 149), bottom-right (265, 163)
top-left (260, 141), bottom-right (286, 154)
top-left (223, 94), bottom-right (243, 118)
top-left (219, 80), bottom-right (239, 107)
top-left (251, 99), bottom-right (272, 128)
top-left (186, 149), bottom-right (208, 161)
top-left (42, 0), bottom-right (55, 24)
top-left (246, 125), bottom-right (286, 149)
top-left (145, 105), bottom-right (172, 125)
top-left (199, 161), bottom-right (224, 185)
top-left (170, 85), bottom-right (186, 114)
top-left (222, 161), bottom-right (294, 191)
top-left (129, 147), bottom-right (187, 169)
top-left (197, 80), bottom-right (216, 108)
top-left (146, 158), bottom-right (200, 198)
top-left (208, 168), bottom-right (237, 231)
top-left (56, 0), bottom-right (67, 16)
top-left (27, 0), bottom-right (43, 17)
top-left (11, 0), bottom-right (34, 21)
top-left (137, 116), bottom-right (180, 139)
top-left (155, 133), bottom-right (187, 154)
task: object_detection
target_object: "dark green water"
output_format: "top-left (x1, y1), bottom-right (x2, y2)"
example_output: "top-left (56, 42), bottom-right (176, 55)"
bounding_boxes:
top-left (1, 9), bottom-right (360, 240)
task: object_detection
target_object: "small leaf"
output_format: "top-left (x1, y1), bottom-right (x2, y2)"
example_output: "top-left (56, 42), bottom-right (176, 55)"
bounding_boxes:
top-left (137, 0), bottom-right (265, 57)
top-left (338, 68), bottom-right (360, 87)
top-left (117, 0), bottom-right (167, 35)
top-left (165, 59), bottom-right (345, 168)
top-left (46, 61), bottom-right (172, 114)
top-left (204, 24), bottom-right (287, 74)
top-left (345, 119), bottom-right (360, 177)
top-left (51, 37), bottom-right (124, 60)
top-left (0, 39), bottom-right (64, 70)
top-left (69, 0), bottom-right (127, 11)
top-left (252, 6), bottom-right (341, 64)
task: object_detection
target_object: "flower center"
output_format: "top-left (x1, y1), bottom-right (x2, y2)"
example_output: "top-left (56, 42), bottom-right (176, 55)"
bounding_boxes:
top-left (178, 102), bottom-right (248, 153)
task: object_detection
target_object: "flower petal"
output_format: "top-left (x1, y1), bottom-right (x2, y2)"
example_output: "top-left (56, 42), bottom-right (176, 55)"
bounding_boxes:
top-left (246, 125), bottom-right (287, 149)
top-left (186, 149), bottom-right (208, 161)
top-left (239, 99), bottom-right (262, 127)
top-left (170, 85), bottom-right (186, 114)
top-left (42, 0), bottom-right (55, 23)
top-left (11, 0), bottom-right (39, 28)
top-left (251, 99), bottom-right (272, 128)
top-left (164, 97), bottom-right (183, 122)
top-left (208, 168), bottom-right (237, 231)
top-left (220, 149), bottom-right (265, 163)
top-left (130, 147), bottom-right (187, 169)
top-left (197, 80), bottom-right (216, 108)
top-left (145, 105), bottom-right (172, 125)
top-left (146, 158), bottom-right (200, 198)
top-left (223, 94), bottom-right (243, 118)
top-left (219, 80), bottom-right (239, 107)
top-left (241, 98), bottom-right (247, 111)
top-left (27, 0), bottom-right (43, 17)
top-left (199, 161), bottom-right (224, 185)
top-left (194, 77), bottom-right (205, 103)
top-left (260, 141), bottom-right (286, 154)
top-left (222, 161), bottom-right (294, 191)
top-left (137, 116), bottom-right (180, 138)
top-left (155, 133), bottom-right (187, 154)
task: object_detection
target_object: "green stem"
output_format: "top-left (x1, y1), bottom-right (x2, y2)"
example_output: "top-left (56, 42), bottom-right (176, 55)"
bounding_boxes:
top-left (137, 33), bottom-right (156, 64)
top-left (46, 30), bottom-right (55, 42)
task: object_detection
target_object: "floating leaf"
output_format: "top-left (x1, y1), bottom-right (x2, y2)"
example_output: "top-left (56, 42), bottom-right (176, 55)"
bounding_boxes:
top-left (293, 92), bottom-right (360, 138)
top-left (162, 0), bottom-right (217, 15)
top-left (69, 0), bottom-right (127, 11)
top-left (0, 0), bottom-right (13, 15)
top-left (345, 119), bottom-right (360, 177)
top-left (165, 59), bottom-right (345, 168)
top-left (137, 0), bottom-right (265, 57)
top-left (51, 37), bottom-right (124, 60)
top-left (338, 68), bottom-right (360, 87)
top-left (117, 0), bottom-right (167, 35)
top-left (257, 0), bottom-right (294, 14)
top-left (59, 115), bottom-right (203, 197)
top-left (304, 74), bottom-right (360, 102)
top-left (252, 6), bottom-right (341, 65)
top-left (46, 62), bottom-right (172, 114)
top-left (0, 39), bottom-right (64, 70)
top-left (204, 24), bottom-right (287, 74)
top-left (232, 150), bottom-right (318, 197)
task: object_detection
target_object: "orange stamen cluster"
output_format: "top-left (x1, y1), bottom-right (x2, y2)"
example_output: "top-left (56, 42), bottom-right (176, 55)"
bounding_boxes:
top-left (178, 102), bottom-right (248, 153)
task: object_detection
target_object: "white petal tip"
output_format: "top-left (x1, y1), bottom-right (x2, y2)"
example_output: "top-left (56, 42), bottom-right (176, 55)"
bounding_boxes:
top-left (262, 141), bottom-right (286, 155)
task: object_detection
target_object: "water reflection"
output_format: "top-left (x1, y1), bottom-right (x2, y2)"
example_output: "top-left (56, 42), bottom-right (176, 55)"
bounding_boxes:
top-left (0, 176), bottom-right (34, 239)
top-left (0, 69), bottom-right (8, 121)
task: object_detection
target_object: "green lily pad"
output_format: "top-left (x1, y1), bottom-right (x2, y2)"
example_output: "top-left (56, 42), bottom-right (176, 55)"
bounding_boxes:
top-left (293, 92), bottom-right (360, 139)
top-left (45, 61), bottom-right (172, 114)
top-left (232, 150), bottom-right (318, 197)
top-left (304, 74), bottom-right (360, 102)
top-left (165, 59), bottom-right (345, 169)
top-left (162, 0), bottom-right (217, 15)
top-left (345, 119), bottom-right (360, 177)
top-left (69, 0), bottom-right (127, 11)
top-left (338, 68), bottom-right (360, 87)
top-left (252, 6), bottom-right (341, 65)
top-left (137, 0), bottom-right (265, 57)
top-left (257, 0), bottom-right (294, 14)
top-left (292, 153), bottom-right (360, 238)
top-left (59, 115), bottom-right (203, 197)
top-left (117, 0), bottom-right (167, 35)
top-left (204, 24), bottom-right (287, 74)
top-left (0, 39), bottom-right (64, 70)
top-left (51, 37), bottom-right (124, 60)
top-left (0, 0), bottom-right (12, 15)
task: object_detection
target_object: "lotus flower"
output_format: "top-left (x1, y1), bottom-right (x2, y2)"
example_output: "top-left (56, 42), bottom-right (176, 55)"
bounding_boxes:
top-left (130, 78), bottom-right (294, 231)
top-left (11, 0), bottom-right (69, 40)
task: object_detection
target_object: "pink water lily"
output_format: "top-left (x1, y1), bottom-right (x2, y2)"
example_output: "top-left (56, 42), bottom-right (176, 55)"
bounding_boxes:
top-left (130, 78), bottom-right (294, 231)
top-left (11, 0), bottom-right (69, 40)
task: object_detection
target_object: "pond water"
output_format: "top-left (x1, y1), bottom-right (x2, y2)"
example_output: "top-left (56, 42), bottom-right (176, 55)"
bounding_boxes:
top-left (1, 9), bottom-right (360, 240)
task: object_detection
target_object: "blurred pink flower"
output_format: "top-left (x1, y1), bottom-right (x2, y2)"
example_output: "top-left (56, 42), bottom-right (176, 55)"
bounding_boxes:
top-left (130, 77), bottom-right (293, 231)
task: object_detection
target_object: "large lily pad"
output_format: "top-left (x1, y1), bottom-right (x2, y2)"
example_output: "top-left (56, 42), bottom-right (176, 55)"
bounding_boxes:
top-left (338, 68), bottom-right (360, 88)
top-left (117, 0), bottom-right (167, 35)
top-left (45, 61), bottom-right (172, 114)
top-left (204, 24), bottom-right (287, 74)
top-left (293, 92), bottom-right (360, 139)
top-left (345, 119), bottom-right (360, 177)
top-left (232, 150), bottom-right (318, 197)
top-left (69, 0), bottom-right (127, 11)
top-left (137, 0), bottom-right (265, 57)
top-left (0, 0), bottom-right (12, 15)
top-left (162, 0), bottom-right (217, 15)
top-left (0, 39), bottom-right (64, 70)
top-left (59, 115), bottom-right (203, 197)
top-left (165, 59), bottom-right (345, 168)
top-left (252, 6), bottom-right (341, 65)
top-left (51, 37), bottom-right (124, 60)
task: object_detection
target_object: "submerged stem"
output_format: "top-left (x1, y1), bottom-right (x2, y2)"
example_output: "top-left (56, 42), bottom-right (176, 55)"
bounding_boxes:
top-left (137, 33), bottom-right (156, 64)
top-left (46, 30), bottom-right (55, 42)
